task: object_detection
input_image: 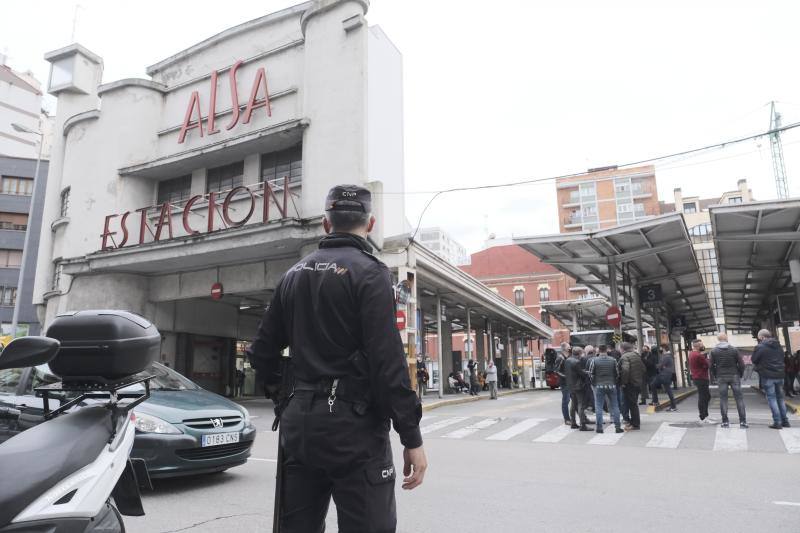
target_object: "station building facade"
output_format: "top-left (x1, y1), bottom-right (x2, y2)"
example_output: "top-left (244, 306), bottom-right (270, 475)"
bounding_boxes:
top-left (33, 1), bottom-right (409, 395)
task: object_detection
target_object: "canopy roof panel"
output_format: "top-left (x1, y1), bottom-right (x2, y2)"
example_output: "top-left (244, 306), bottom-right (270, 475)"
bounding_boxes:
top-left (540, 297), bottom-right (645, 330)
top-left (710, 199), bottom-right (800, 331)
top-left (515, 213), bottom-right (717, 333)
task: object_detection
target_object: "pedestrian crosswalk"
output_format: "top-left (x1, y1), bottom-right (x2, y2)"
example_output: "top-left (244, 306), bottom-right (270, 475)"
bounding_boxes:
top-left (419, 415), bottom-right (800, 454)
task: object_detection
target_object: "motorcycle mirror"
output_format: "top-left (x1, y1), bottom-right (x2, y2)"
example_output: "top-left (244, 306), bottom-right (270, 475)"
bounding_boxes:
top-left (0, 336), bottom-right (60, 371)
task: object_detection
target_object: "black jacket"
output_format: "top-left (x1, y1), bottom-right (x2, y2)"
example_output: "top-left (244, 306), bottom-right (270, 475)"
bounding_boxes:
top-left (643, 351), bottom-right (659, 378)
top-left (751, 338), bottom-right (785, 379)
top-left (710, 342), bottom-right (744, 380)
top-left (564, 355), bottom-right (587, 391)
top-left (247, 233), bottom-right (422, 448)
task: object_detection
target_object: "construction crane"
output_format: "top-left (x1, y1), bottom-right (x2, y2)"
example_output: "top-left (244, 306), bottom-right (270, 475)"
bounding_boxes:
top-left (769, 101), bottom-right (790, 199)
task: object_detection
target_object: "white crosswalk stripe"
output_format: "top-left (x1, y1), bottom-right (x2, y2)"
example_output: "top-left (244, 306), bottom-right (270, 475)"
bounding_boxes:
top-left (713, 427), bottom-right (747, 452)
top-left (486, 418), bottom-right (546, 441)
top-left (646, 423), bottom-right (687, 449)
top-left (443, 417), bottom-right (502, 439)
top-left (588, 429), bottom-right (625, 446)
top-left (779, 428), bottom-right (800, 454)
top-left (533, 424), bottom-right (574, 443)
top-left (420, 416), bottom-right (469, 435)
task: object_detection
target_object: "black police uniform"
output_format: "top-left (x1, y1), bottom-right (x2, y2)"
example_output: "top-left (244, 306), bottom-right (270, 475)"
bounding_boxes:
top-left (248, 186), bottom-right (422, 533)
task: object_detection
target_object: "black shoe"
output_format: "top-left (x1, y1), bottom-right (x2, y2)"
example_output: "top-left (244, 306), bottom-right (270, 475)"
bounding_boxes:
top-left (720, 422), bottom-right (730, 428)
top-left (783, 421), bottom-right (791, 428)
top-left (579, 426), bottom-right (592, 432)
top-left (571, 424), bottom-right (580, 429)
top-left (769, 423), bottom-right (783, 430)
top-left (740, 422), bottom-right (749, 429)
top-left (666, 407), bottom-right (678, 412)
top-left (638, 402), bottom-right (647, 405)
top-left (615, 427), bottom-right (624, 433)
top-left (596, 428), bottom-right (604, 434)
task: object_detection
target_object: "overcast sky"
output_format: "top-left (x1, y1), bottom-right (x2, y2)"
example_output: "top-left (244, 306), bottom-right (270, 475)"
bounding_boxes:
top-left (3, 0), bottom-right (800, 253)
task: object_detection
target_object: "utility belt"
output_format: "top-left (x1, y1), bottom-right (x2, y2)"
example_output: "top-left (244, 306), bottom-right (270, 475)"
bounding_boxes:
top-left (294, 376), bottom-right (373, 415)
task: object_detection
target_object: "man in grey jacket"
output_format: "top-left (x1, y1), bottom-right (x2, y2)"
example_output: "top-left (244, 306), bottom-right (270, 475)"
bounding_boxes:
top-left (588, 348), bottom-right (623, 433)
top-left (710, 333), bottom-right (747, 428)
top-left (651, 345), bottom-right (677, 411)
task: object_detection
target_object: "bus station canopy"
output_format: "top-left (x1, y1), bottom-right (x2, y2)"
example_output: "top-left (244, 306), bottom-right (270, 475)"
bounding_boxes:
top-left (540, 297), bottom-right (645, 330)
top-left (514, 213), bottom-right (717, 334)
top-left (710, 199), bottom-right (800, 331)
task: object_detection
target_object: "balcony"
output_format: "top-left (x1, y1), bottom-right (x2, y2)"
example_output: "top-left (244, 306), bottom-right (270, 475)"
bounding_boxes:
top-left (562, 191), bottom-right (581, 207)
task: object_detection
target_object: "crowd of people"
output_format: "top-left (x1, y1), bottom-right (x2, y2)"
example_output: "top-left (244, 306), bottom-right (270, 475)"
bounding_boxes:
top-left (553, 329), bottom-right (795, 432)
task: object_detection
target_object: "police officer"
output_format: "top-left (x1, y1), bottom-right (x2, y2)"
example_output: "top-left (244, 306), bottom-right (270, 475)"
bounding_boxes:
top-left (248, 184), bottom-right (427, 532)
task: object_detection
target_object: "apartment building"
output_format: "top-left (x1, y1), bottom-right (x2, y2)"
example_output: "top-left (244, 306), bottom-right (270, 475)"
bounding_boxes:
top-left (556, 164), bottom-right (660, 232)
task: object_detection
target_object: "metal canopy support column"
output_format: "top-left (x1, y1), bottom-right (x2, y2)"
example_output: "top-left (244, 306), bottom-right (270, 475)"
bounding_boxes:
top-left (475, 325), bottom-right (486, 372)
top-left (572, 307), bottom-right (579, 333)
top-left (465, 306), bottom-right (472, 363)
top-left (507, 327), bottom-right (513, 377)
top-left (436, 295), bottom-right (444, 399)
top-left (608, 261), bottom-right (620, 336)
top-left (653, 307), bottom-right (662, 351)
top-left (633, 284), bottom-right (643, 352)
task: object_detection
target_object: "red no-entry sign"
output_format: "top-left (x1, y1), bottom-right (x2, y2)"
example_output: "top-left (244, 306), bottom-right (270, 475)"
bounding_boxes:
top-left (396, 310), bottom-right (406, 330)
top-left (211, 282), bottom-right (224, 301)
top-left (605, 305), bottom-right (621, 328)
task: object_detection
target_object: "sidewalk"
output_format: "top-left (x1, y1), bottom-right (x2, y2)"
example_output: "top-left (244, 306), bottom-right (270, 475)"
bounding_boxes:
top-left (645, 386), bottom-right (697, 414)
top-left (420, 386), bottom-right (545, 412)
top-left (750, 385), bottom-right (800, 414)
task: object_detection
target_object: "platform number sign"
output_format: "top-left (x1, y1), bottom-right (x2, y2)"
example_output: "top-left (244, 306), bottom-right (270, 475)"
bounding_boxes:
top-left (638, 284), bottom-right (663, 308)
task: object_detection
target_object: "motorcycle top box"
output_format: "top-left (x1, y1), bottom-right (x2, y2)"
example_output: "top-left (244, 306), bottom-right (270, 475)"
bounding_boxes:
top-left (45, 310), bottom-right (160, 380)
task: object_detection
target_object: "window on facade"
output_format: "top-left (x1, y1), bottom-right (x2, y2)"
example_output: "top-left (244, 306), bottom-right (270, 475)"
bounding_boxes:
top-left (614, 177), bottom-right (631, 197)
top-left (683, 202), bottom-right (698, 214)
top-left (540, 310), bottom-right (551, 327)
top-left (157, 175), bottom-right (192, 205)
top-left (0, 286), bottom-right (17, 306)
top-left (579, 182), bottom-right (596, 199)
top-left (1, 177), bottom-right (33, 196)
top-left (0, 212), bottom-right (27, 231)
top-left (728, 196), bottom-right (743, 204)
top-left (617, 202), bottom-right (633, 213)
top-left (261, 145), bottom-right (302, 186)
top-left (539, 287), bottom-right (550, 302)
top-left (207, 162), bottom-right (244, 194)
top-left (633, 202), bottom-right (645, 215)
top-left (59, 187), bottom-right (70, 218)
top-left (0, 250), bottom-right (22, 268)
top-left (514, 289), bottom-right (525, 306)
top-left (690, 223), bottom-right (712, 244)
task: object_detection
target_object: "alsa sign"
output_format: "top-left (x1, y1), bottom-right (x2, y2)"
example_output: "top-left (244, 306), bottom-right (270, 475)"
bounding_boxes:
top-left (100, 178), bottom-right (290, 252)
top-left (178, 59), bottom-right (271, 144)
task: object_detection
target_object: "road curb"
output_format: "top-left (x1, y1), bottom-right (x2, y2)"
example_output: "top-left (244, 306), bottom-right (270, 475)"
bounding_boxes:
top-left (645, 388), bottom-right (697, 414)
top-left (750, 385), bottom-right (800, 414)
top-left (421, 388), bottom-right (542, 412)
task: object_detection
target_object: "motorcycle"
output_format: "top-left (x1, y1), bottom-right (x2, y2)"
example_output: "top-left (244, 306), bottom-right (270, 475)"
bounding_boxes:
top-left (0, 310), bottom-right (158, 532)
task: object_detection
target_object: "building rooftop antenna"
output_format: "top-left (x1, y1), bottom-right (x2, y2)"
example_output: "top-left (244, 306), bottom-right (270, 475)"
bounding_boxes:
top-left (769, 100), bottom-right (790, 199)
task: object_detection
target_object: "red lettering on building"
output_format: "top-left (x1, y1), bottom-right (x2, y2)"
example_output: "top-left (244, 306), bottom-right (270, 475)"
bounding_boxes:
top-left (263, 177), bottom-right (289, 222)
top-left (182, 195), bottom-right (203, 235)
top-left (154, 203), bottom-right (174, 241)
top-left (242, 67), bottom-right (271, 124)
top-left (207, 70), bottom-right (220, 135)
top-left (225, 60), bottom-right (244, 131)
top-left (119, 211), bottom-right (131, 247)
top-left (101, 214), bottom-right (118, 251)
top-left (100, 183), bottom-right (293, 251)
top-left (223, 186), bottom-right (255, 227)
top-left (136, 207), bottom-right (152, 245)
top-left (178, 91), bottom-right (204, 144)
top-left (177, 59), bottom-right (272, 143)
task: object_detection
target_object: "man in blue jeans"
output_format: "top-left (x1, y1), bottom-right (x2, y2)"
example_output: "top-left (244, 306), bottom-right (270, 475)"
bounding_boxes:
top-left (588, 348), bottom-right (623, 433)
top-left (752, 329), bottom-right (791, 429)
top-left (651, 345), bottom-right (677, 411)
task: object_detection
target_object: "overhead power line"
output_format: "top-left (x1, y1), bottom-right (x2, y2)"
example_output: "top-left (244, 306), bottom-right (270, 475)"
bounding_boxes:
top-left (384, 119), bottom-right (800, 254)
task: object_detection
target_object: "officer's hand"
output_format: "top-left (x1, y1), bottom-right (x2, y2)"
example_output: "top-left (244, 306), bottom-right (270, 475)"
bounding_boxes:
top-left (402, 446), bottom-right (427, 490)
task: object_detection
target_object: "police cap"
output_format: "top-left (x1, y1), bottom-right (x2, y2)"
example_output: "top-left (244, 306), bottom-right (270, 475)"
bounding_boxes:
top-left (325, 184), bottom-right (372, 213)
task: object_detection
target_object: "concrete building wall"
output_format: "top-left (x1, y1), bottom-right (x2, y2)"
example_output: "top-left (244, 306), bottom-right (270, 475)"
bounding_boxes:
top-left (0, 61), bottom-right (42, 159)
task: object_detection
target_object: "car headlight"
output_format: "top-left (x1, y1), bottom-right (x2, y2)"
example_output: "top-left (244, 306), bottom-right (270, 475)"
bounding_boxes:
top-left (240, 406), bottom-right (251, 426)
top-left (133, 412), bottom-right (182, 434)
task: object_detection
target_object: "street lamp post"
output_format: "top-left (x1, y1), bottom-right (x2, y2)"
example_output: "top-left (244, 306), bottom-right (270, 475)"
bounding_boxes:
top-left (9, 122), bottom-right (44, 338)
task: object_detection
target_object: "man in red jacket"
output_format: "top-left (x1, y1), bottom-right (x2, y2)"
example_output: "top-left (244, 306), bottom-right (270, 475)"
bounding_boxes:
top-left (688, 339), bottom-right (713, 423)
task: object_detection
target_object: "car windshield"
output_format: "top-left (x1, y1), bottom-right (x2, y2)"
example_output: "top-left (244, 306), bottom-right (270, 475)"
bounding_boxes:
top-left (123, 363), bottom-right (199, 392)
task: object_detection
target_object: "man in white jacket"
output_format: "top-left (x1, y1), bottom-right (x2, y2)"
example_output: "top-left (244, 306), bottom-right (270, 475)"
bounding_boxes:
top-left (486, 360), bottom-right (499, 399)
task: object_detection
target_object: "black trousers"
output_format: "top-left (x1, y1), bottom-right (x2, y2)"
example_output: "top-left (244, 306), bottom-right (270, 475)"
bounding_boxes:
top-left (569, 390), bottom-right (588, 427)
top-left (279, 391), bottom-right (397, 533)
top-left (622, 385), bottom-right (641, 428)
top-left (695, 379), bottom-right (710, 420)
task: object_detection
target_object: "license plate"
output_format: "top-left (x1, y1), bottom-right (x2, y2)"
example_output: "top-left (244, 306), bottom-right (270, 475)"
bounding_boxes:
top-left (201, 432), bottom-right (240, 447)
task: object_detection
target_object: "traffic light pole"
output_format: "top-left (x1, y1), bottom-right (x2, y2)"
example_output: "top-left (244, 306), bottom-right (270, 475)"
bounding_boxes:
top-left (608, 261), bottom-right (621, 336)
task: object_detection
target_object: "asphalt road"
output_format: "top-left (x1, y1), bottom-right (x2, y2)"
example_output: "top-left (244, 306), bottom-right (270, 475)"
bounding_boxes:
top-left (127, 386), bottom-right (799, 532)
